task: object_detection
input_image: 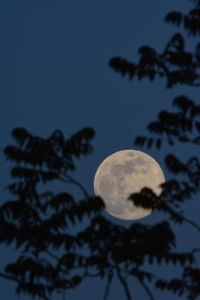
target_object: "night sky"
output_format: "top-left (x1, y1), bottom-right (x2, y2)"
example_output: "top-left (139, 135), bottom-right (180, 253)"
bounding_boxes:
top-left (1, 0), bottom-right (199, 299)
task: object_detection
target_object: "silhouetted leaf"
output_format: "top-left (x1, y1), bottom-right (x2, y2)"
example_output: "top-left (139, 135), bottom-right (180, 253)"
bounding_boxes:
top-left (165, 11), bottom-right (183, 26)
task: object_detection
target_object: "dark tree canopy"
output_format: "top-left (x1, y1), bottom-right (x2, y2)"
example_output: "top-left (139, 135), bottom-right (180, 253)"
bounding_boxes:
top-left (0, 125), bottom-right (199, 300)
top-left (109, 0), bottom-right (200, 88)
top-left (108, 0), bottom-right (200, 298)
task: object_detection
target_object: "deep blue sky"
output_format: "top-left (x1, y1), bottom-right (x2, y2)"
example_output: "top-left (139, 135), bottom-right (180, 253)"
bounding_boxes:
top-left (1, 0), bottom-right (200, 299)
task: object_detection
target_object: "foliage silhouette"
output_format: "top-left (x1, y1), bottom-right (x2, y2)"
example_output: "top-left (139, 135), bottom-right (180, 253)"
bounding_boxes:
top-left (1, 128), bottom-right (107, 299)
top-left (109, 0), bottom-right (200, 299)
top-left (109, 1), bottom-right (200, 88)
top-left (0, 126), bottom-right (199, 300)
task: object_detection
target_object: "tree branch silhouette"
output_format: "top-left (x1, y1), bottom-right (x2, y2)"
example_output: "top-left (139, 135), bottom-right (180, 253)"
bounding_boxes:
top-left (0, 272), bottom-right (19, 283)
top-left (59, 173), bottom-right (89, 198)
top-left (136, 278), bottom-right (155, 300)
top-left (108, 0), bottom-right (200, 299)
top-left (115, 263), bottom-right (133, 300)
top-left (104, 272), bottom-right (113, 300)
top-left (1, 126), bottom-right (199, 299)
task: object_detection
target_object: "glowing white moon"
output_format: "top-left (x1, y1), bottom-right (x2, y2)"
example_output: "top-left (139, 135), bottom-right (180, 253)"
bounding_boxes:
top-left (93, 150), bottom-right (165, 220)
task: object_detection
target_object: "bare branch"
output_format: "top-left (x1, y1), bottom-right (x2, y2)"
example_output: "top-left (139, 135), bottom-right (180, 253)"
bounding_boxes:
top-left (136, 278), bottom-right (155, 300)
top-left (59, 174), bottom-right (89, 198)
top-left (104, 272), bottom-right (113, 300)
top-left (182, 216), bottom-right (200, 232)
top-left (115, 263), bottom-right (133, 300)
top-left (0, 272), bottom-right (19, 283)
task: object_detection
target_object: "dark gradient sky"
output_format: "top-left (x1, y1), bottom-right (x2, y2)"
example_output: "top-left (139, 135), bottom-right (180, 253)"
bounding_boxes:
top-left (1, 0), bottom-right (199, 299)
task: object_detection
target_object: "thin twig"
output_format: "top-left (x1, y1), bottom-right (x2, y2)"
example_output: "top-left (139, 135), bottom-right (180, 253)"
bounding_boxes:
top-left (137, 279), bottom-right (155, 300)
top-left (182, 216), bottom-right (200, 232)
top-left (104, 272), bottom-right (113, 300)
top-left (59, 174), bottom-right (89, 198)
top-left (115, 263), bottom-right (133, 300)
top-left (160, 202), bottom-right (200, 232)
top-left (0, 272), bottom-right (19, 282)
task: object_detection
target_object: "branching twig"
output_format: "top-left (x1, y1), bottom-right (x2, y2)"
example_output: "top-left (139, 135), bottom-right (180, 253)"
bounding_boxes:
top-left (136, 278), bottom-right (155, 300)
top-left (160, 202), bottom-right (200, 232)
top-left (115, 263), bottom-right (133, 300)
top-left (182, 216), bottom-right (200, 232)
top-left (59, 174), bottom-right (89, 198)
top-left (0, 272), bottom-right (19, 283)
top-left (104, 272), bottom-right (113, 300)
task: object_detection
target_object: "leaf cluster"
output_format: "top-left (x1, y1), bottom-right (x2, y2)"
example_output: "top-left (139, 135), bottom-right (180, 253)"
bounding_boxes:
top-left (5, 127), bottom-right (95, 173)
top-left (109, 2), bottom-right (200, 88)
top-left (108, 1), bottom-right (200, 298)
top-left (134, 96), bottom-right (200, 149)
top-left (1, 127), bottom-right (198, 300)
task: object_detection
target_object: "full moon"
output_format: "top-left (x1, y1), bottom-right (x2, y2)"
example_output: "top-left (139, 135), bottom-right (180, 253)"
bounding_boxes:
top-left (93, 150), bottom-right (165, 220)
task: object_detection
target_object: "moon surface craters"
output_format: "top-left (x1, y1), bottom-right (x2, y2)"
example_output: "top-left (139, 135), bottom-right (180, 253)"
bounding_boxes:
top-left (126, 151), bottom-right (135, 158)
top-left (94, 150), bottom-right (165, 220)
